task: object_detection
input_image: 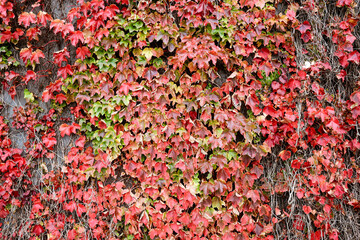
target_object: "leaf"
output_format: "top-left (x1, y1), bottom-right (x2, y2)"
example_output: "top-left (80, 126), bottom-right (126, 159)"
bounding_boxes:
top-left (55, 93), bottom-right (67, 104)
top-left (58, 64), bottom-right (74, 79)
top-left (30, 49), bottom-right (45, 64)
top-left (293, 215), bottom-right (304, 231)
top-left (247, 190), bottom-right (260, 202)
top-left (337, 0), bottom-right (353, 6)
top-left (18, 12), bottom-right (36, 27)
top-left (217, 168), bottom-right (230, 181)
top-left (59, 123), bottom-right (80, 137)
top-left (258, 47), bottom-right (270, 60)
top-left (259, 61), bottom-right (273, 77)
top-left (76, 94), bottom-right (91, 104)
top-left (20, 48), bottom-right (32, 63)
top-left (88, 218), bottom-right (98, 228)
top-left (64, 201), bottom-right (77, 212)
top-left (297, 21), bottom-right (311, 34)
top-left (59, 124), bottom-right (72, 137)
top-left (75, 136), bottom-right (86, 148)
top-left (123, 192), bottom-right (133, 204)
top-left (26, 27), bottom-right (41, 41)
top-left (142, 48), bottom-right (153, 60)
top-left (37, 11), bottom-right (53, 26)
top-left (76, 46), bottom-right (91, 60)
top-left (67, 8), bottom-right (81, 22)
top-left (254, 0), bottom-right (269, 8)
top-left (50, 19), bottom-right (65, 34)
top-left (24, 89), bottom-right (34, 102)
top-left (246, 94), bottom-right (260, 113)
top-left (301, 31), bottom-right (312, 43)
top-left (254, 224), bottom-right (263, 236)
top-left (200, 182), bottom-right (214, 195)
top-left (76, 204), bottom-right (87, 217)
top-left (43, 136), bottom-right (57, 148)
top-left (302, 205), bottom-right (312, 214)
top-left (279, 150), bottom-right (291, 160)
top-left (348, 51), bottom-right (360, 64)
top-left (53, 48), bottom-right (70, 67)
top-left (118, 82), bottom-right (132, 95)
top-left (143, 67), bottom-right (158, 81)
top-left (286, 10), bottom-right (296, 20)
top-left (32, 225), bottom-right (44, 236)
top-left (350, 91), bottom-right (360, 104)
top-left (324, 204), bottom-right (331, 213)
top-left (42, 90), bottom-right (52, 102)
top-left (205, 18), bottom-right (218, 29)
top-left (8, 86), bottom-right (16, 100)
top-left (326, 119), bottom-right (347, 134)
top-left (68, 31), bottom-right (84, 46)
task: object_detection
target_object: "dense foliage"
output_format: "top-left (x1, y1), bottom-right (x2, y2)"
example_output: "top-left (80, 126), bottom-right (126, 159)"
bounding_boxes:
top-left (1, 0), bottom-right (360, 239)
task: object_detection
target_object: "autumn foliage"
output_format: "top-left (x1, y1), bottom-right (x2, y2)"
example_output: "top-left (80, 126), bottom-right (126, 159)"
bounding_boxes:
top-left (1, 0), bottom-right (360, 239)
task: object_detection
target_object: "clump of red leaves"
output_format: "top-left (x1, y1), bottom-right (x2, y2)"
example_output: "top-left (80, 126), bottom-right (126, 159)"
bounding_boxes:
top-left (1, 0), bottom-right (360, 239)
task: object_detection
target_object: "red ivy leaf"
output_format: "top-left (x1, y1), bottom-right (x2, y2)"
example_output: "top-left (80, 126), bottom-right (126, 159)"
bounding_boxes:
top-left (68, 229), bottom-right (77, 240)
top-left (68, 31), bottom-right (84, 46)
top-left (67, 8), bottom-right (81, 22)
top-left (296, 188), bottom-right (305, 199)
top-left (50, 19), bottom-right (65, 34)
top-left (18, 12), bottom-right (36, 27)
top-left (30, 49), bottom-right (45, 64)
top-left (8, 86), bottom-right (16, 100)
top-left (58, 64), bottom-right (74, 79)
top-left (98, 120), bottom-right (107, 129)
top-left (76, 204), bottom-right (87, 217)
top-left (337, 0), bottom-right (353, 6)
top-left (76, 46), bottom-right (91, 60)
top-left (123, 192), bottom-right (133, 204)
top-left (20, 48), bottom-right (32, 63)
top-left (324, 204), bottom-right (331, 213)
top-left (37, 11), bottom-right (53, 26)
top-left (26, 27), bottom-right (41, 41)
top-left (64, 201), bottom-right (77, 212)
top-left (88, 218), bottom-right (98, 229)
top-left (326, 119), bottom-right (347, 134)
top-left (42, 136), bottom-right (57, 148)
top-left (32, 225), bottom-right (44, 236)
top-left (301, 31), bottom-right (312, 43)
top-left (258, 47), bottom-right (270, 60)
top-left (143, 67), bottom-right (158, 81)
top-left (247, 190), bottom-right (260, 202)
top-left (297, 21), bottom-right (311, 34)
top-left (279, 150), bottom-right (291, 160)
top-left (200, 182), bottom-right (214, 195)
top-left (59, 124), bottom-right (72, 137)
top-left (350, 91), bottom-right (360, 104)
top-left (23, 70), bottom-right (37, 84)
top-left (59, 123), bottom-right (80, 137)
top-left (55, 93), bottom-right (67, 104)
top-left (336, 69), bottom-right (347, 81)
top-left (42, 90), bottom-right (52, 102)
top-left (348, 51), bottom-right (360, 64)
top-left (302, 205), bottom-right (312, 214)
top-left (75, 136), bottom-right (86, 148)
top-left (53, 48), bottom-right (70, 67)
top-left (118, 82), bottom-right (132, 95)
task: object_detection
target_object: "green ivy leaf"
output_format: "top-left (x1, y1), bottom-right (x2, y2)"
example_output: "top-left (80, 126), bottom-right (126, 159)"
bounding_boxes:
top-left (24, 89), bottom-right (34, 102)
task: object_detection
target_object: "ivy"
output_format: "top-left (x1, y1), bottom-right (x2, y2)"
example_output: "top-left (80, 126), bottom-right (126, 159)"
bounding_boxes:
top-left (1, 0), bottom-right (360, 239)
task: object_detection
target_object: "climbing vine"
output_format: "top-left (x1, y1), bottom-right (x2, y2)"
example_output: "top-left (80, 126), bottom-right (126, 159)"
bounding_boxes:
top-left (1, 0), bottom-right (360, 239)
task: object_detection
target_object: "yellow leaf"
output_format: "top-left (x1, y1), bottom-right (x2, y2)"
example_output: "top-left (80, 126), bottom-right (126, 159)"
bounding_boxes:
top-left (142, 48), bottom-right (153, 60)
